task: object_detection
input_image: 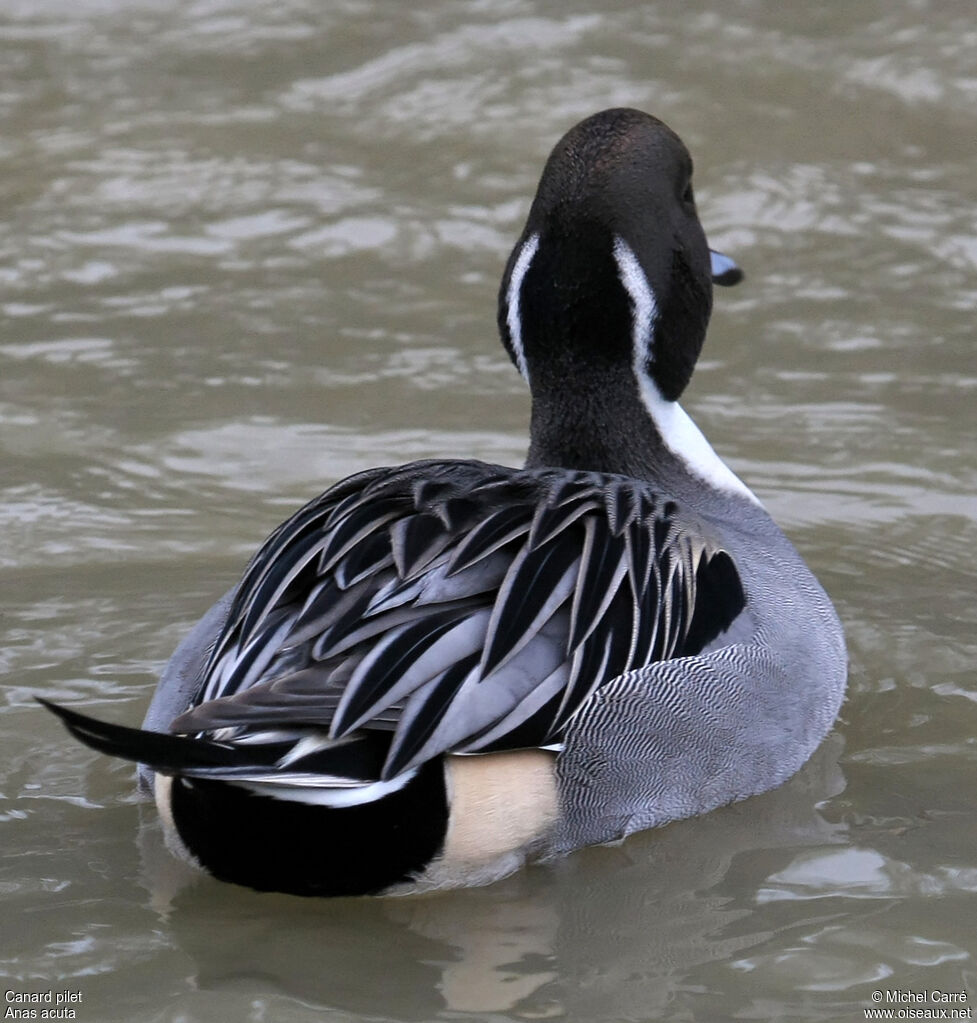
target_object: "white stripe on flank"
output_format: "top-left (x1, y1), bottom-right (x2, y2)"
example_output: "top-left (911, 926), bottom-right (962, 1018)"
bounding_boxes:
top-left (275, 731), bottom-right (342, 769)
top-left (612, 236), bottom-right (761, 505)
top-left (505, 233), bottom-right (539, 383)
top-left (239, 769), bottom-right (417, 807)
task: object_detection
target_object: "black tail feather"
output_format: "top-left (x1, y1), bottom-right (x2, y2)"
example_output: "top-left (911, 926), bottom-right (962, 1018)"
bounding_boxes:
top-left (36, 698), bottom-right (248, 775)
top-left (37, 698), bottom-right (394, 782)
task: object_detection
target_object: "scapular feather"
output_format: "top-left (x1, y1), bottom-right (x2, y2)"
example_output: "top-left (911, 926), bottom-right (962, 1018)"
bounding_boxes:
top-left (175, 460), bottom-right (745, 777)
top-left (479, 534), bottom-right (581, 678)
top-left (445, 504), bottom-right (532, 575)
top-left (381, 654), bottom-right (479, 779)
top-left (567, 520), bottom-right (628, 653)
top-left (331, 609), bottom-right (491, 738)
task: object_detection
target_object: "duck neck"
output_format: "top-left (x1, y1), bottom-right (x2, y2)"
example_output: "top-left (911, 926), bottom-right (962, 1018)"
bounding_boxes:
top-left (524, 358), bottom-right (761, 511)
top-left (525, 360), bottom-right (659, 476)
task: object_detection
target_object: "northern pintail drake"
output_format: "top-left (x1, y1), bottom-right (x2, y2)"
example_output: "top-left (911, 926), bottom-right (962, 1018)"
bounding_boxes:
top-left (42, 108), bottom-right (846, 897)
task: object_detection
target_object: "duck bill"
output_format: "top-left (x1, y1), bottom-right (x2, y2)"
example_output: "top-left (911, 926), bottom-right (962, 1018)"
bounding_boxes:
top-left (710, 249), bottom-right (743, 286)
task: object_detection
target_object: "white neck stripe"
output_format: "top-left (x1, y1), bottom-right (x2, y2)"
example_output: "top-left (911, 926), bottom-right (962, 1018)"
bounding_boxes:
top-left (612, 235), bottom-right (761, 506)
top-left (613, 235), bottom-right (658, 372)
top-left (505, 233), bottom-right (539, 383)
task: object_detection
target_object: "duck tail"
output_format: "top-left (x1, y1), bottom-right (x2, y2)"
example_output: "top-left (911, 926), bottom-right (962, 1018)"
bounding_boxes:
top-left (38, 697), bottom-right (451, 896)
top-left (36, 697), bottom-right (246, 776)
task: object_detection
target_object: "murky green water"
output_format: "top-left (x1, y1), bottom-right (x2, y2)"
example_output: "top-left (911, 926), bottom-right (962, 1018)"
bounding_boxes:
top-left (2, 2), bottom-right (975, 1021)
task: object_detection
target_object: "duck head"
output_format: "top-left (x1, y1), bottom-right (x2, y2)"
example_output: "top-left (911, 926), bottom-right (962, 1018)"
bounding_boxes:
top-left (498, 108), bottom-right (742, 482)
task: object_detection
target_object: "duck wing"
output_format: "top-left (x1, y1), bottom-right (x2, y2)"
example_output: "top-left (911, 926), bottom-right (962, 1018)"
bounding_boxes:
top-left (169, 459), bottom-right (746, 781)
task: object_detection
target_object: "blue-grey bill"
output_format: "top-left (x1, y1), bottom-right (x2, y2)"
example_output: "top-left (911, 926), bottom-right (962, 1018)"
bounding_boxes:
top-left (710, 249), bottom-right (743, 286)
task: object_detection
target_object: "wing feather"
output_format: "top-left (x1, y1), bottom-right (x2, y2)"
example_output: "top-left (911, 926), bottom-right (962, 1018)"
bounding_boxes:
top-left (390, 512), bottom-right (456, 579)
top-left (330, 609), bottom-right (489, 737)
top-left (381, 654), bottom-right (480, 779)
top-left (446, 505), bottom-right (532, 575)
top-left (389, 616), bottom-right (568, 775)
top-left (318, 497), bottom-right (406, 575)
top-left (526, 484), bottom-right (600, 550)
top-left (176, 461), bottom-right (747, 782)
top-left (567, 519), bottom-right (629, 653)
top-left (334, 531), bottom-right (394, 590)
top-left (478, 534), bottom-right (581, 677)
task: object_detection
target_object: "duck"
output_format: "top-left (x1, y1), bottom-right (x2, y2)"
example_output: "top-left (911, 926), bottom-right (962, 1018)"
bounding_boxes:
top-left (41, 108), bottom-right (847, 898)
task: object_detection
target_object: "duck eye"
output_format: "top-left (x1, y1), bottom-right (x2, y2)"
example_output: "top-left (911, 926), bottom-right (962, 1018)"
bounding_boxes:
top-left (682, 182), bottom-right (695, 205)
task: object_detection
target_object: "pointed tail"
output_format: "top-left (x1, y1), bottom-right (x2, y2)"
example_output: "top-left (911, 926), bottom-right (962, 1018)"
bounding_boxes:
top-left (37, 698), bottom-right (392, 788)
top-left (37, 698), bottom-right (248, 775)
